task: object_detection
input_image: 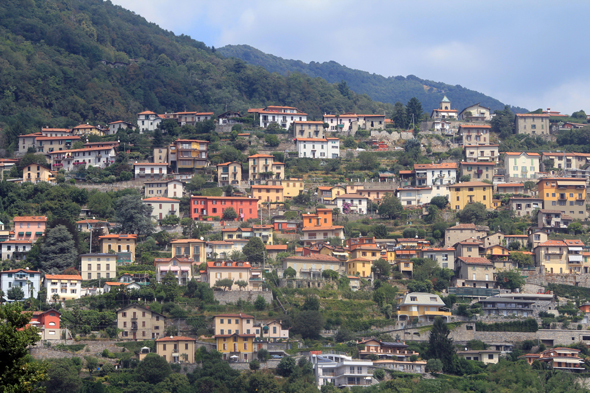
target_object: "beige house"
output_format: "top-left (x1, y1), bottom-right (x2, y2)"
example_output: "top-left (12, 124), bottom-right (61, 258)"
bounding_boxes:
top-left (459, 161), bottom-right (496, 181)
top-left (143, 197), bottom-right (180, 221)
top-left (153, 147), bottom-right (168, 164)
top-left (483, 232), bottom-right (504, 248)
top-left (510, 197), bottom-right (543, 217)
top-left (217, 162), bottom-right (243, 187)
top-left (457, 350), bottom-right (500, 365)
top-left (529, 230), bottom-right (548, 249)
top-left (170, 239), bottom-right (206, 262)
top-left (98, 234), bottom-right (137, 263)
top-left (459, 103), bottom-right (491, 121)
top-left (293, 121), bottom-right (325, 138)
top-left (144, 180), bottom-right (184, 198)
top-left (204, 261), bottom-right (262, 291)
top-left (248, 154), bottom-right (284, 183)
top-left (282, 254), bottom-right (344, 279)
top-left (80, 253), bottom-right (117, 281)
top-left (213, 313), bottom-right (256, 362)
top-left (260, 320), bottom-right (290, 341)
top-left (535, 240), bottom-right (568, 274)
top-left (156, 336), bottom-right (196, 363)
top-left (464, 144), bottom-right (499, 163)
top-left (283, 178), bottom-right (304, 199)
top-left (445, 223), bottom-right (488, 247)
top-left (252, 185), bottom-right (284, 207)
top-left (117, 304), bottom-right (166, 340)
top-left (22, 164), bottom-right (55, 184)
top-left (458, 124), bottom-right (492, 146)
top-left (515, 113), bottom-right (550, 136)
top-left (455, 256), bottom-right (495, 288)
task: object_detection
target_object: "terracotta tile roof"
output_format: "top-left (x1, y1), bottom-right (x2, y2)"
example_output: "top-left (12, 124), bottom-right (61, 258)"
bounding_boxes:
top-left (284, 254), bottom-right (339, 262)
top-left (504, 152), bottom-right (540, 156)
top-left (398, 170), bottom-right (414, 174)
top-left (47, 146), bottom-right (114, 154)
top-left (516, 113), bottom-right (549, 117)
top-left (422, 247), bottom-right (455, 251)
top-left (45, 274), bottom-right (82, 280)
top-left (75, 219), bottom-right (109, 224)
top-left (35, 136), bottom-right (81, 141)
top-left (464, 144), bottom-right (499, 147)
top-left (1, 269), bottom-right (40, 273)
top-left (170, 238), bottom-right (205, 243)
top-left (73, 124), bottom-right (97, 129)
top-left (460, 161), bottom-right (496, 166)
top-left (414, 162), bottom-right (458, 170)
top-left (138, 111), bottom-right (156, 115)
top-left (265, 245), bottom-right (288, 251)
top-left (564, 239), bottom-right (584, 246)
top-left (156, 336), bottom-right (196, 342)
top-left (452, 181), bottom-right (493, 187)
top-left (538, 240), bottom-right (567, 247)
top-left (457, 256), bottom-right (493, 265)
top-left (98, 234), bottom-right (137, 239)
top-left (459, 124), bottom-right (492, 129)
top-left (14, 216), bottom-right (47, 222)
top-left (335, 193), bottom-right (369, 199)
top-left (190, 196), bottom-right (254, 201)
top-left (214, 313), bottom-right (254, 318)
top-left (497, 183), bottom-right (524, 188)
top-left (143, 197), bottom-right (179, 202)
top-left (248, 154), bottom-right (275, 158)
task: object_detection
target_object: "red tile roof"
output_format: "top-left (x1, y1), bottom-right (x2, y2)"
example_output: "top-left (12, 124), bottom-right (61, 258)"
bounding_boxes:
top-left (457, 257), bottom-right (493, 265)
top-left (284, 254), bottom-right (339, 262)
top-left (538, 240), bottom-right (567, 247)
top-left (13, 216), bottom-right (47, 222)
top-left (156, 336), bottom-right (196, 342)
top-left (143, 197), bottom-right (179, 202)
top-left (45, 274), bottom-right (82, 280)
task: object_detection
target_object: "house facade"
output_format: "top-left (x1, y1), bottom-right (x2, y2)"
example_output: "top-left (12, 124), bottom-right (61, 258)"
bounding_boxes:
top-left (217, 162), bottom-right (243, 187)
top-left (293, 121), bottom-right (325, 138)
top-left (190, 196), bottom-right (259, 221)
top-left (154, 257), bottom-right (197, 285)
top-left (295, 138), bottom-right (340, 159)
top-left (133, 163), bottom-right (168, 179)
top-left (515, 113), bottom-right (550, 136)
top-left (80, 253), bottom-right (118, 281)
top-left (156, 336), bottom-right (196, 363)
top-left (143, 197), bottom-right (179, 221)
top-left (44, 274), bottom-right (82, 303)
top-left (0, 269), bottom-right (41, 301)
top-left (504, 152), bottom-right (540, 181)
top-left (450, 181), bottom-right (493, 210)
top-left (464, 144), bottom-right (499, 163)
top-left (248, 105), bottom-right (308, 129)
top-left (117, 304), bottom-right (166, 340)
top-left (459, 161), bottom-right (496, 181)
top-left (98, 234), bottom-right (137, 263)
top-left (414, 163), bottom-right (457, 186)
top-left (213, 313), bottom-right (256, 362)
top-left (538, 177), bottom-right (587, 220)
top-left (137, 111), bottom-right (162, 133)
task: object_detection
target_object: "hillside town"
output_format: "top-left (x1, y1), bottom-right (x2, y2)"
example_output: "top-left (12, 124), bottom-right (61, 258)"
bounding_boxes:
top-left (4, 93), bottom-right (590, 391)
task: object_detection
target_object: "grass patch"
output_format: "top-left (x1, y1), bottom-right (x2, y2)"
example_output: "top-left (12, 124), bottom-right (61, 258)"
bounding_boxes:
top-left (54, 344), bottom-right (86, 352)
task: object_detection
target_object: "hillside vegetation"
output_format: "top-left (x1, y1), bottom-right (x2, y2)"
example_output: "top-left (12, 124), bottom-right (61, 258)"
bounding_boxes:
top-left (218, 44), bottom-right (528, 113)
top-left (0, 0), bottom-right (393, 150)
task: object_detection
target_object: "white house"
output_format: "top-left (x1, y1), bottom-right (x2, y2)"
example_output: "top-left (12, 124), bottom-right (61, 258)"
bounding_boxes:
top-left (395, 185), bottom-right (450, 207)
top-left (248, 106), bottom-right (308, 129)
top-left (144, 179), bottom-right (184, 198)
top-left (44, 274), bottom-right (82, 303)
top-left (414, 163), bottom-right (457, 186)
top-left (47, 147), bottom-right (117, 171)
top-left (335, 193), bottom-right (369, 214)
top-left (459, 103), bottom-right (491, 121)
top-left (108, 121), bottom-right (136, 135)
top-left (310, 352), bottom-right (374, 389)
top-left (143, 197), bottom-right (180, 221)
top-left (137, 111), bottom-right (162, 133)
top-left (133, 163), bottom-right (168, 179)
top-left (1, 269), bottom-right (41, 301)
top-left (295, 138), bottom-right (340, 159)
top-left (504, 152), bottom-right (541, 181)
top-left (1, 240), bottom-right (34, 260)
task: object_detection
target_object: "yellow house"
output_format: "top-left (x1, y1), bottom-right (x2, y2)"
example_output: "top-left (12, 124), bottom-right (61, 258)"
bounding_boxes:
top-left (283, 178), bottom-right (304, 199)
top-left (248, 154), bottom-right (284, 182)
top-left (347, 259), bottom-right (373, 278)
top-left (535, 239), bottom-right (568, 274)
top-left (217, 162), bottom-right (242, 187)
top-left (397, 292), bottom-right (451, 324)
top-left (450, 181), bottom-right (493, 210)
top-left (318, 185), bottom-right (346, 203)
top-left (213, 313), bottom-right (255, 362)
top-left (156, 336), bottom-right (196, 363)
top-left (22, 164), bottom-right (55, 184)
top-left (252, 185), bottom-right (284, 207)
top-left (537, 177), bottom-right (587, 220)
top-left (72, 124), bottom-right (102, 136)
top-left (98, 234), bottom-right (137, 263)
top-left (170, 238), bottom-right (206, 263)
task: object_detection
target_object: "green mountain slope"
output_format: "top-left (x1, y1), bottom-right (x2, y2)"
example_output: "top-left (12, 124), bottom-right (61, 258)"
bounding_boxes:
top-left (218, 44), bottom-right (527, 113)
top-left (0, 0), bottom-right (393, 150)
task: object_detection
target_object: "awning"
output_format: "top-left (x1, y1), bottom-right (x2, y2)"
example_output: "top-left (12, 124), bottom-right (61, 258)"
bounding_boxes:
top-left (18, 232), bottom-right (24, 236)
top-left (51, 280), bottom-right (58, 284)
top-left (557, 181), bottom-right (584, 186)
top-left (169, 266), bottom-right (179, 271)
top-left (181, 267), bottom-right (189, 271)
top-left (35, 232), bottom-right (43, 235)
top-left (25, 232), bottom-right (31, 235)
top-left (159, 267), bottom-right (169, 272)
top-left (569, 247), bottom-right (583, 251)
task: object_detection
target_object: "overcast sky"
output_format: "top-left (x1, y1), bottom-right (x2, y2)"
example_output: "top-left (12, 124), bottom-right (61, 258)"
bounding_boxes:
top-left (113, 0), bottom-right (590, 114)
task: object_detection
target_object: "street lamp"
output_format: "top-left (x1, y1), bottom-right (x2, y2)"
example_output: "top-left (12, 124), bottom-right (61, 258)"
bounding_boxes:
top-left (85, 217), bottom-right (96, 253)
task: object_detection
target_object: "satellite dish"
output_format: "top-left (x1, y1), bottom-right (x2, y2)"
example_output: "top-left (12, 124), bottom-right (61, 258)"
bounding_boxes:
top-left (200, 237), bottom-right (204, 241)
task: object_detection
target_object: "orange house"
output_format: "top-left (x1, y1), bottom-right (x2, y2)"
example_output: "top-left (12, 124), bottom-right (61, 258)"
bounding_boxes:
top-left (26, 309), bottom-right (61, 340)
top-left (301, 208), bottom-right (344, 244)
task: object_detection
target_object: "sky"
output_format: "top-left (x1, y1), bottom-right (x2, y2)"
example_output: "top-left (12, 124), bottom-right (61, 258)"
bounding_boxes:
top-left (112, 0), bottom-right (590, 114)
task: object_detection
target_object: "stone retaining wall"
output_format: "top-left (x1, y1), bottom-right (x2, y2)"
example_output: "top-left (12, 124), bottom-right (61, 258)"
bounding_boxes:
top-left (526, 271), bottom-right (590, 288)
top-left (213, 290), bottom-right (273, 305)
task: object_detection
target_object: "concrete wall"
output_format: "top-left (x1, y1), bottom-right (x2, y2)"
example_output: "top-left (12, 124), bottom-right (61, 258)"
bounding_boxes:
top-left (526, 271), bottom-right (590, 288)
top-left (213, 290), bottom-right (273, 305)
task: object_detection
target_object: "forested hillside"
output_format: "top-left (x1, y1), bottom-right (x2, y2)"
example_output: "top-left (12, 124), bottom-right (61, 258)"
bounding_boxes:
top-left (218, 44), bottom-right (528, 114)
top-left (0, 0), bottom-right (393, 149)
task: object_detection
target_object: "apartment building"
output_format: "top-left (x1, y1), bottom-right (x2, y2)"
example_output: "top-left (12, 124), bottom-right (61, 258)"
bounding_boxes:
top-left (317, 185), bottom-right (346, 204)
top-left (301, 208), bottom-right (344, 245)
top-left (455, 256), bottom-right (495, 288)
top-left (170, 139), bottom-right (209, 171)
top-left (107, 120), bottom-right (136, 134)
top-left (0, 269), bottom-right (41, 301)
top-left (537, 209), bottom-right (573, 231)
top-left (248, 105), bottom-right (308, 129)
top-left (293, 121), bottom-right (325, 138)
top-left (538, 177), bottom-right (587, 220)
top-left (1, 240), bottom-right (34, 260)
top-left (335, 193), bottom-right (369, 214)
top-left (397, 292), bottom-right (451, 323)
top-left (190, 196), bottom-right (259, 221)
top-left (72, 124), bottom-right (101, 136)
top-left (457, 124), bottom-right (492, 145)
top-left (204, 261), bottom-right (262, 291)
top-left (310, 352), bottom-right (375, 389)
top-left (295, 138), bottom-right (340, 159)
top-left (170, 238), bottom-right (206, 262)
top-left (515, 113), bottom-right (550, 136)
top-left (450, 181), bottom-right (493, 210)
top-left (503, 152), bottom-right (540, 181)
top-left (143, 197), bottom-right (179, 221)
top-left (213, 313), bottom-right (256, 362)
top-left (510, 197), bottom-right (543, 217)
top-left (459, 161), bottom-right (496, 181)
top-left (459, 104), bottom-right (491, 121)
top-left (444, 223), bottom-right (488, 247)
top-left (535, 240), bottom-right (568, 274)
top-left (28, 310), bottom-right (62, 340)
top-left (13, 216), bottom-right (47, 241)
top-left (133, 163), bottom-right (168, 179)
top-left (153, 147), bottom-right (168, 165)
top-left (464, 144), bottom-right (499, 163)
top-left (98, 234), bottom-right (137, 263)
top-left (414, 163), bottom-right (457, 186)
top-left (144, 179), bottom-right (184, 198)
top-left (117, 304), bottom-right (166, 340)
top-left (217, 162), bottom-right (242, 187)
top-left (421, 247), bottom-right (455, 269)
top-left (22, 164), bottom-right (55, 184)
top-left (154, 257), bottom-right (197, 285)
top-left (44, 274), bottom-right (82, 302)
top-left (137, 111), bottom-right (162, 132)
top-left (80, 253), bottom-right (117, 281)
top-left (356, 187), bottom-right (395, 204)
top-left (282, 254), bottom-right (343, 279)
top-left (156, 336), bottom-right (196, 363)
top-left (47, 146), bottom-right (116, 171)
top-left (251, 185), bottom-right (284, 207)
top-left (248, 154), bottom-right (284, 183)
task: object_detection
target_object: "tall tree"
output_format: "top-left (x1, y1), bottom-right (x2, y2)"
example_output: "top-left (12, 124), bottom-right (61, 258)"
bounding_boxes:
top-left (45, 358), bottom-right (82, 393)
top-left (243, 237), bottom-right (266, 265)
top-left (39, 225), bottom-right (78, 272)
top-left (0, 303), bottom-right (48, 391)
top-left (426, 317), bottom-right (455, 373)
top-left (114, 194), bottom-right (154, 236)
top-left (378, 194), bottom-right (403, 219)
top-left (406, 97), bottom-right (423, 127)
top-left (491, 106), bottom-right (516, 139)
top-left (391, 101), bottom-right (408, 128)
top-left (136, 353), bottom-right (171, 384)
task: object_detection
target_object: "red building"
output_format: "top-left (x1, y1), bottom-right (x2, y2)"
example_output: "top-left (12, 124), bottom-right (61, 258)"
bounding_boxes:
top-left (26, 309), bottom-right (61, 340)
top-left (190, 196), bottom-right (259, 221)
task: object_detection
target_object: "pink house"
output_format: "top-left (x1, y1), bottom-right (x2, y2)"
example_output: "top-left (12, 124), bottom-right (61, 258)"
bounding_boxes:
top-left (13, 216), bottom-right (47, 241)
